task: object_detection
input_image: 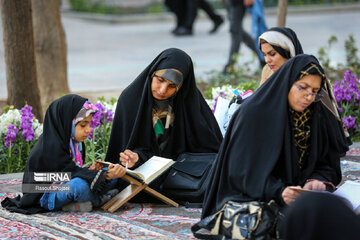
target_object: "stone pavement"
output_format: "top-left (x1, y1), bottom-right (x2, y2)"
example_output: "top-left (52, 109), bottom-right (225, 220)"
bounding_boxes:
top-left (0, 3), bottom-right (360, 104)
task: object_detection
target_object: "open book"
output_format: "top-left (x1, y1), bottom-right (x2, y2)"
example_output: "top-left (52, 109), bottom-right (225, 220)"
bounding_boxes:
top-left (97, 156), bottom-right (174, 184)
top-left (289, 181), bottom-right (360, 214)
top-left (125, 156), bottom-right (174, 184)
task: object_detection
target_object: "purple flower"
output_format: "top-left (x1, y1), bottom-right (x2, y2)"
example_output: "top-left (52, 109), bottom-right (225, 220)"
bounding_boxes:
top-left (20, 105), bottom-right (34, 142)
top-left (95, 102), bottom-right (105, 113)
top-left (4, 124), bottom-right (19, 148)
top-left (333, 70), bottom-right (359, 105)
top-left (90, 111), bottom-right (102, 128)
top-left (343, 116), bottom-right (357, 130)
top-left (105, 110), bottom-right (114, 123)
top-left (89, 102), bottom-right (114, 129)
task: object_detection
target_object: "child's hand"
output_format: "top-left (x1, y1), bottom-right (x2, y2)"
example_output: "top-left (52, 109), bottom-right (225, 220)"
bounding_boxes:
top-left (119, 149), bottom-right (139, 169)
top-left (106, 164), bottom-right (126, 179)
top-left (89, 159), bottom-right (104, 171)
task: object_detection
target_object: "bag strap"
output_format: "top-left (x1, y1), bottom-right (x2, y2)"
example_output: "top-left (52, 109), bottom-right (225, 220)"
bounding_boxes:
top-left (191, 206), bottom-right (228, 240)
top-left (191, 216), bottom-right (224, 240)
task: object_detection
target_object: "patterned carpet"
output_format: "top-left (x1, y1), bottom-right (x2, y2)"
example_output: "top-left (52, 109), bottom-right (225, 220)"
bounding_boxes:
top-left (0, 149), bottom-right (359, 240)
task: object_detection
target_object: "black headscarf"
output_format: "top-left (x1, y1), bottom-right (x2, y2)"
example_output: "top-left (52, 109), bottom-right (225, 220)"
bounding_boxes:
top-left (282, 192), bottom-right (360, 240)
top-left (2, 94), bottom-right (107, 214)
top-left (202, 54), bottom-right (348, 219)
top-left (259, 27), bottom-right (304, 59)
top-left (105, 48), bottom-right (222, 163)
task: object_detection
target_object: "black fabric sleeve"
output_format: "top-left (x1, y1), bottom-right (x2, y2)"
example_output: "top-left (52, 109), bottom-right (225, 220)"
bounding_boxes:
top-left (61, 161), bottom-right (110, 195)
top-left (309, 148), bottom-right (341, 186)
top-left (263, 175), bottom-right (287, 206)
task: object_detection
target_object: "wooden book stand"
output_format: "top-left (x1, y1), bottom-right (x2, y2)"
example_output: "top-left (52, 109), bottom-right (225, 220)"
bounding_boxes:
top-left (102, 174), bottom-right (179, 213)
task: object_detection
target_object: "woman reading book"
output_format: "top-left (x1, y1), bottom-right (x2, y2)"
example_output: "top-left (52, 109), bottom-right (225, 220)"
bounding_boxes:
top-left (2, 95), bottom-right (125, 214)
top-left (201, 54), bottom-right (349, 221)
top-left (105, 48), bottom-right (222, 200)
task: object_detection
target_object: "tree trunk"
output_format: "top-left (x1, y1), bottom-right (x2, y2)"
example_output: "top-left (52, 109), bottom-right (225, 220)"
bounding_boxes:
top-left (31, 0), bottom-right (69, 113)
top-left (0, 0), bottom-right (43, 121)
top-left (277, 0), bottom-right (288, 27)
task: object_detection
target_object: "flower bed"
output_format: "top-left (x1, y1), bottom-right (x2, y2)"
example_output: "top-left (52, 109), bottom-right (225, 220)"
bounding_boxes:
top-left (333, 70), bottom-right (360, 140)
top-left (0, 105), bottom-right (42, 173)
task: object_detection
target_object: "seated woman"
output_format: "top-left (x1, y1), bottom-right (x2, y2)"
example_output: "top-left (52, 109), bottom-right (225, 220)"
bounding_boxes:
top-left (2, 94), bottom-right (125, 214)
top-left (258, 27), bottom-right (303, 86)
top-left (105, 48), bottom-right (223, 200)
top-left (202, 54), bottom-right (349, 220)
top-left (259, 27), bottom-right (351, 151)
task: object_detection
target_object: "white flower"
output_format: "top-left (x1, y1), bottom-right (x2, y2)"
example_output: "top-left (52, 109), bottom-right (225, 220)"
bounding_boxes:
top-left (209, 85), bottom-right (245, 101)
top-left (0, 109), bottom-right (21, 136)
top-left (0, 109), bottom-right (43, 140)
top-left (32, 119), bottom-right (43, 139)
top-left (98, 100), bottom-right (117, 113)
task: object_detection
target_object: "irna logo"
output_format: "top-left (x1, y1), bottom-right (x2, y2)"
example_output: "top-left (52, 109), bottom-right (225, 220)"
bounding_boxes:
top-left (33, 172), bottom-right (71, 182)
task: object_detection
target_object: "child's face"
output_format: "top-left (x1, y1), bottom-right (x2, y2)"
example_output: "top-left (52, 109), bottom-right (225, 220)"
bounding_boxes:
top-left (75, 115), bottom-right (93, 142)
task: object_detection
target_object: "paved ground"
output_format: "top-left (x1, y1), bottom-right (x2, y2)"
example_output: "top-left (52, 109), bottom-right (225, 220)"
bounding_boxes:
top-left (0, 4), bottom-right (360, 104)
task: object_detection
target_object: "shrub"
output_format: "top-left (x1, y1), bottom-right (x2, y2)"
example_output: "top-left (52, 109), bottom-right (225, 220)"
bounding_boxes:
top-left (0, 105), bottom-right (42, 173)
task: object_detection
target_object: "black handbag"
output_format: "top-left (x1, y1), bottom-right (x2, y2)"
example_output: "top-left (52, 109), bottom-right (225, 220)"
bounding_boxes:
top-left (191, 200), bottom-right (282, 240)
top-left (162, 152), bottom-right (217, 207)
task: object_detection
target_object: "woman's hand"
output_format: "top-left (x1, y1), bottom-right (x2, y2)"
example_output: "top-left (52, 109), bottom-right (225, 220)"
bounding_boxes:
top-left (88, 159), bottom-right (104, 171)
top-left (282, 186), bottom-right (302, 205)
top-left (303, 179), bottom-right (326, 191)
top-left (119, 149), bottom-right (139, 169)
top-left (106, 164), bottom-right (126, 179)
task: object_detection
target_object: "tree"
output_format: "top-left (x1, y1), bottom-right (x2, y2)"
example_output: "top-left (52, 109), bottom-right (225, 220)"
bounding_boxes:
top-left (277, 0), bottom-right (288, 27)
top-left (31, 0), bottom-right (69, 113)
top-left (0, 0), bottom-right (43, 121)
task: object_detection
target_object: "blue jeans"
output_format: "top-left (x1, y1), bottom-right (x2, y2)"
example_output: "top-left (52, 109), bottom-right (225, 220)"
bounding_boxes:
top-left (40, 177), bottom-right (117, 211)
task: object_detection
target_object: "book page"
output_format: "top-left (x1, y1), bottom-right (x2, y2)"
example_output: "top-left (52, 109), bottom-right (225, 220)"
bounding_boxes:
top-left (126, 156), bottom-right (174, 184)
top-left (288, 186), bottom-right (324, 193)
top-left (126, 169), bottom-right (145, 182)
top-left (333, 181), bottom-right (360, 211)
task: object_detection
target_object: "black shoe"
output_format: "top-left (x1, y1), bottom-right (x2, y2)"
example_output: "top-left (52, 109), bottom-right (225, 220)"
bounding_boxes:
top-left (209, 17), bottom-right (224, 34)
top-left (171, 26), bottom-right (181, 34)
top-left (171, 27), bottom-right (178, 34)
top-left (173, 26), bottom-right (193, 36)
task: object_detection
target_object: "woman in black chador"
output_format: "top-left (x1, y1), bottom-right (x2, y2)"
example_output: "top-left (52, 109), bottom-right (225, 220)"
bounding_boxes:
top-left (202, 54), bottom-right (349, 219)
top-left (105, 48), bottom-right (222, 194)
top-left (2, 95), bottom-right (125, 214)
